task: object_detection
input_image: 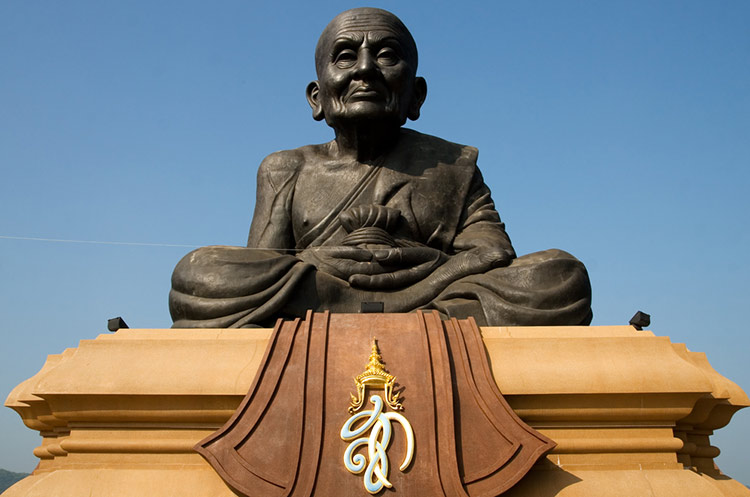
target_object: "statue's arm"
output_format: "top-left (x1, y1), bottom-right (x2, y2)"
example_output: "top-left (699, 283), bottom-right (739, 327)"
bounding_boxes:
top-left (246, 151), bottom-right (301, 250)
top-left (452, 167), bottom-right (516, 259)
top-left (347, 168), bottom-right (514, 291)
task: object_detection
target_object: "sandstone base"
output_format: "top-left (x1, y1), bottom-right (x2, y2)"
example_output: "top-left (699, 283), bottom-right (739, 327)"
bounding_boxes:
top-left (4, 321), bottom-right (749, 496)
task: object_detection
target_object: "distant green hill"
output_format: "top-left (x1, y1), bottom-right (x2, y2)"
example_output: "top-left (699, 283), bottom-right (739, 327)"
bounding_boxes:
top-left (0, 469), bottom-right (29, 492)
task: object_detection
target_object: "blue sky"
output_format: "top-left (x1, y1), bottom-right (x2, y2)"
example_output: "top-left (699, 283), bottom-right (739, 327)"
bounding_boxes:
top-left (1, 0), bottom-right (749, 484)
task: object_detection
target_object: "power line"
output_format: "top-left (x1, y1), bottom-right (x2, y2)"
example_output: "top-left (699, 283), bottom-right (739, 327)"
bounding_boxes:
top-left (1, 235), bottom-right (378, 253)
top-left (0, 235), bottom-right (199, 248)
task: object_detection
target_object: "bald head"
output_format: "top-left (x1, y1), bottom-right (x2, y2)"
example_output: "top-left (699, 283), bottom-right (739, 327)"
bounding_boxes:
top-left (307, 8), bottom-right (427, 127)
top-left (315, 8), bottom-right (418, 77)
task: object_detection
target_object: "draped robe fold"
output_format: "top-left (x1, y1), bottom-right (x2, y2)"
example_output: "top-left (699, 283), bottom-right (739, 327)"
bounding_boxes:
top-left (169, 129), bottom-right (592, 328)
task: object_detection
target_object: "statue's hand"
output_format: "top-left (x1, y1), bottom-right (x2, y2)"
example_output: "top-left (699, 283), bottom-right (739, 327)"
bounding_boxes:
top-left (298, 246), bottom-right (388, 280)
top-left (347, 246), bottom-right (448, 290)
top-left (373, 245), bottom-right (513, 300)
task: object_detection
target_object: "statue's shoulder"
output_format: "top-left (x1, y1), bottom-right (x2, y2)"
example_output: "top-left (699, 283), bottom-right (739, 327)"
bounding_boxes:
top-left (258, 143), bottom-right (332, 172)
top-left (399, 128), bottom-right (479, 167)
top-left (256, 145), bottom-right (325, 191)
top-left (258, 147), bottom-right (307, 174)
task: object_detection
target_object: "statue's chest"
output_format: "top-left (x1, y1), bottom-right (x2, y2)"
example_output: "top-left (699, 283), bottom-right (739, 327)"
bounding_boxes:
top-left (291, 164), bottom-right (373, 239)
top-left (291, 162), bottom-right (462, 249)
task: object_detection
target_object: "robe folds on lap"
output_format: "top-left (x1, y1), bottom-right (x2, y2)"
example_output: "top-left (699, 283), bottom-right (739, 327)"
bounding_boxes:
top-left (170, 129), bottom-right (592, 328)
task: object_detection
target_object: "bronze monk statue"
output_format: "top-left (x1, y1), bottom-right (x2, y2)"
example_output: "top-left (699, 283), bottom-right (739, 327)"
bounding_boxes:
top-left (169, 7), bottom-right (592, 328)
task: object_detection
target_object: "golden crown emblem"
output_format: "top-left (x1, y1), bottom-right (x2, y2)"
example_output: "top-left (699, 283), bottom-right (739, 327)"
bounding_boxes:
top-left (348, 339), bottom-right (403, 414)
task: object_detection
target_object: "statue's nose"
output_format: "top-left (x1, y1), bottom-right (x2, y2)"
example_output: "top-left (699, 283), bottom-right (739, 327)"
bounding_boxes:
top-left (353, 50), bottom-right (378, 77)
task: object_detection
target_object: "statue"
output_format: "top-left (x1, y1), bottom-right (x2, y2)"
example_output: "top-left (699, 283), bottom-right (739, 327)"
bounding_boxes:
top-left (169, 7), bottom-right (592, 328)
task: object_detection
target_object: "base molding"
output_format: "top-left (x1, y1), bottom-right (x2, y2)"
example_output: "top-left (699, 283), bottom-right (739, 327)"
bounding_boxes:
top-left (4, 320), bottom-right (749, 496)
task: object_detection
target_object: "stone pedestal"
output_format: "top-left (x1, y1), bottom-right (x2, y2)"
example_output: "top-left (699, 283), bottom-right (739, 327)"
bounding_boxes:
top-left (4, 321), bottom-right (749, 496)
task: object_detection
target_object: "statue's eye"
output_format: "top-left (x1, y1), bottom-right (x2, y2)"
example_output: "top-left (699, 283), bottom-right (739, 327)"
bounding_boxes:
top-left (376, 48), bottom-right (399, 66)
top-left (334, 49), bottom-right (357, 68)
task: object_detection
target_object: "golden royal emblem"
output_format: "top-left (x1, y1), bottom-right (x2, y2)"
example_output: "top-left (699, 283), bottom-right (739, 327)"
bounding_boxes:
top-left (340, 340), bottom-right (415, 494)
top-left (348, 340), bottom-right (403, 414)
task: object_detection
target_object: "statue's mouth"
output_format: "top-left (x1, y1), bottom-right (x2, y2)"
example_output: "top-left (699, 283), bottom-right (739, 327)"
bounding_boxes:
top-left (346, 85), bottom-right (384, 102)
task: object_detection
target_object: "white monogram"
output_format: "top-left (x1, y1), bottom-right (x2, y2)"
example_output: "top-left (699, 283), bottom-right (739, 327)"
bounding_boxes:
top-left (340, 394), bottom-right (415, 494)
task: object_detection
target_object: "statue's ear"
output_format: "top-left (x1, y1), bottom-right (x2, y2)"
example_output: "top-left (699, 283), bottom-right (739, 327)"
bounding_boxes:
top-left (407, 77), bottom-right (427, 121)
top-left (306, 81), bottom-right (325, 121)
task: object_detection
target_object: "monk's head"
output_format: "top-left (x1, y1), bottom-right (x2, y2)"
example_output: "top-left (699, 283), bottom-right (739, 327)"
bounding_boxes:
top-left (306, 8), bottom-right (427, 128)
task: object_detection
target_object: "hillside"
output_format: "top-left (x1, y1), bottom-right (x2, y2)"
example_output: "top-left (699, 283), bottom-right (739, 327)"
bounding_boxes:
top-left (0, 469), bottom-right (29, 492)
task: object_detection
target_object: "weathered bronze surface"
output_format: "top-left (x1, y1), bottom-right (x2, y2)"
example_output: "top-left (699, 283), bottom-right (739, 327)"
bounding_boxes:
top-left (196, 311), bottom-right (555, 496)
top-left (169, 8), bottom-right (592, 328)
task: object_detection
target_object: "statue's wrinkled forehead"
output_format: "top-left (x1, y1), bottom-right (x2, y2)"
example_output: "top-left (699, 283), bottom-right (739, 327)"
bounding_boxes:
top-left (315, 8), bottom-right (418, 75)
top-left (331, 11), bottom-right (403, 32)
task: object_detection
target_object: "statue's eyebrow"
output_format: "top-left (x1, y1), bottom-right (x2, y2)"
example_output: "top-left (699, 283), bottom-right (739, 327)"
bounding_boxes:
top-left (330, 31), bottom-right (403, 55)
top-left (331, 33), bottom-right (364, 53)
top-left (366, 32), bottom-right (402, 46)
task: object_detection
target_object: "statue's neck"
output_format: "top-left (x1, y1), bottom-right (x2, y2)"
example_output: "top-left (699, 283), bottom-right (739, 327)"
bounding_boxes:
top-left (331, 123), bottom-right (401, 163)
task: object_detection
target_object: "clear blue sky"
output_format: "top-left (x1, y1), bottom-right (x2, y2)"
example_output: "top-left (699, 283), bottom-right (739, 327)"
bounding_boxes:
top-left (2, 0), bottom-right (748, 484)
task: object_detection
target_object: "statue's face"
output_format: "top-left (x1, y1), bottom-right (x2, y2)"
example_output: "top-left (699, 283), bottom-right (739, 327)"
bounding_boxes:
top-left (308, 11), bottom-right (424, 128)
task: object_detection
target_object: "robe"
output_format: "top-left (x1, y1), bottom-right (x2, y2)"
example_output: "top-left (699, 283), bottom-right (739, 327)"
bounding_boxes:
top-left (169, 129), bottom-right (592, 328)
